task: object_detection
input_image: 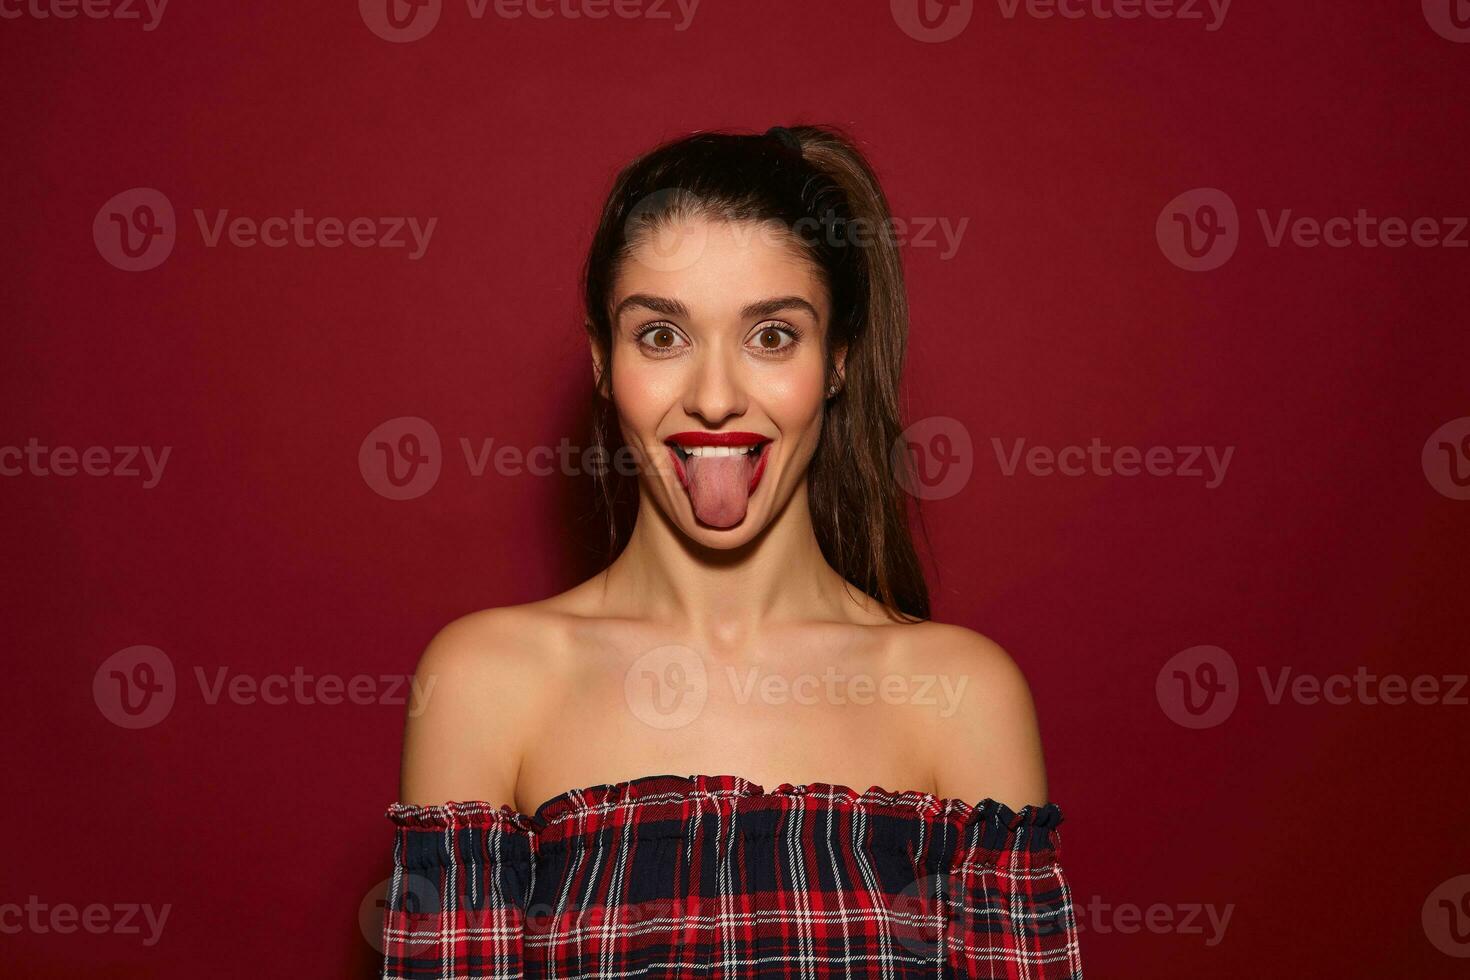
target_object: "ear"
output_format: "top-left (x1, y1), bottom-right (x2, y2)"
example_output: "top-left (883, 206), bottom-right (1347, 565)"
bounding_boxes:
top-left (829, 343), bottom-right (848, 394)
top-left (588, 330), bottom-right (611, 399)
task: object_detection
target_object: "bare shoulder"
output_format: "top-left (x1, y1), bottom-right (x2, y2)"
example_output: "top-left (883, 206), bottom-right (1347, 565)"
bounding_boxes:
top-left (397, 602), bottom-right (570, 808)
top-left (913, 621), bottom-right (1039, 710)
top-left (891, 620), bottom-right (1049, 810)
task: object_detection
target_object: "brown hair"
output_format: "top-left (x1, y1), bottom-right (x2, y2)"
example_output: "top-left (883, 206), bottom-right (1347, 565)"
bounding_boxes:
top-left (581, 124), bottom-right (930, 622)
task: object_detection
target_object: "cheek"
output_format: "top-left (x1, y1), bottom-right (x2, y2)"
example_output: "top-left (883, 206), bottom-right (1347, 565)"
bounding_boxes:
top-left (755, 383), bottom-right (826, 471)
top-left (755, 357), bottom-right (827, 428)
top-left (610, 353), bottom-right (679, 434)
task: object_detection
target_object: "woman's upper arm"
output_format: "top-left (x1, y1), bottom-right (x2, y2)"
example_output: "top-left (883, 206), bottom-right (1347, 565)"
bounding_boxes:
top-left (397, 610), bottom-right (541, 808)
top-left (923, 625), bottom-right (1049, 810)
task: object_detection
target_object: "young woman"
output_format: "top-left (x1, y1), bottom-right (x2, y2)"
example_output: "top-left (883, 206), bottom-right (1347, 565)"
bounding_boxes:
top-left (380, 125), bottom-right (1082, 979)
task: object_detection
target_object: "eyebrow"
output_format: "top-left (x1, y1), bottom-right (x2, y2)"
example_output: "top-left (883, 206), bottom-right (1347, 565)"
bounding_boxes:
top-left (612, 293), bottom-right (821, 323)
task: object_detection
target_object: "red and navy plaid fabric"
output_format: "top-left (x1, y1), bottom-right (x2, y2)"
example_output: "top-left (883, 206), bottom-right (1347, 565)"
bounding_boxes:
top-left (382, 773), bottom-right (1081, 978)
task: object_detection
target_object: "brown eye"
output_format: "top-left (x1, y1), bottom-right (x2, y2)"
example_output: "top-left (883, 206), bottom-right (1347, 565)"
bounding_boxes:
top-left (751, 322), bottom-right (799, 353)
top-left (635, 322), bottom-right (688, 354)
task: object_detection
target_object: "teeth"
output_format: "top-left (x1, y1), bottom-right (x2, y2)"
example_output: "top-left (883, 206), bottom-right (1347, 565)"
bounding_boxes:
top-left (676, 444), bottom-right (763, 458)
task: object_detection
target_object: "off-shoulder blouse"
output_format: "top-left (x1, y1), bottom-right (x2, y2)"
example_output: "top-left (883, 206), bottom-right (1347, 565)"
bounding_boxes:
top-left (380, 773), bottom-right (1081, 979)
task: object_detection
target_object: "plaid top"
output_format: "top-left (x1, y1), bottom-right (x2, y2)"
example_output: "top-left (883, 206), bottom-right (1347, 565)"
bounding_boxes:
top-left (381, 773), bottom-right (1081, 979)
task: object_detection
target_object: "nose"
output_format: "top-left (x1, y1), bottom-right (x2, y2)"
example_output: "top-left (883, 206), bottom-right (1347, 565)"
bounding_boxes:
top-left (682, 347), bottom-right (747, 427)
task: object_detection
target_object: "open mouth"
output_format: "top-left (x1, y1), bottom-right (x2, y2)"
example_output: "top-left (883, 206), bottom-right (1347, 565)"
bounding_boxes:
top-left (663, 433), bottom-right (773, 528)
top-left (666, 439), bottom-right (769, 469)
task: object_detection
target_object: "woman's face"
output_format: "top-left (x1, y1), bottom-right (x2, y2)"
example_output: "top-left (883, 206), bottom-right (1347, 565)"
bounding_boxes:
top-left (604, 215), bottom-right (841, 547)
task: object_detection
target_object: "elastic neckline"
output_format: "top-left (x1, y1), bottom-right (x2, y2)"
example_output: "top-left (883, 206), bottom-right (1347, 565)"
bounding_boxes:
top-left (386, 798), bottom-right (535, 833)
top-left (527, 772), bottom-right (1059, 829)
top-left (388, 774), bottom-right (1064, 832)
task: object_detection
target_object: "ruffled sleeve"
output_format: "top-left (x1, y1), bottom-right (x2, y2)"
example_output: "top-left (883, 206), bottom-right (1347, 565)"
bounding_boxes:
top-left (921, 799), bottom-right (1082, 979)
top-left (381, 801), bottom-right (536, 980)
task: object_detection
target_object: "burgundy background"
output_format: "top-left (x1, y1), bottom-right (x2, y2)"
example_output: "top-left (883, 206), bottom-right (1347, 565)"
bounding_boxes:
top-left (3, 1), bottom-right (1468, 976)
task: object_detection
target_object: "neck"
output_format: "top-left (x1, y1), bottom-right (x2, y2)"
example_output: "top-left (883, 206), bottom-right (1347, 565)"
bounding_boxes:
top-left (599, 477), bottom-right (856, 643)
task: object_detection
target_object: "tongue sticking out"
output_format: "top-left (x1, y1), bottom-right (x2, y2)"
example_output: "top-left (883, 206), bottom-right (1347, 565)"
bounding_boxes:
top-left (684, 452), bottom-right (755, 528)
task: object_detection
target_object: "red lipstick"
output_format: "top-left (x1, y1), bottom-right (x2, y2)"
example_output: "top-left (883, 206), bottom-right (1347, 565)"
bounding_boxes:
top-left (663, 431), bottom-right (774, 494)
top-left (665, 431), bottom-right (770, 447)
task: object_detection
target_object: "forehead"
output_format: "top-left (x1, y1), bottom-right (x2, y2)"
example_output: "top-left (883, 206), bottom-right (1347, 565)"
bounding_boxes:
top-left (612, 216), bottom-right (829, 320)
